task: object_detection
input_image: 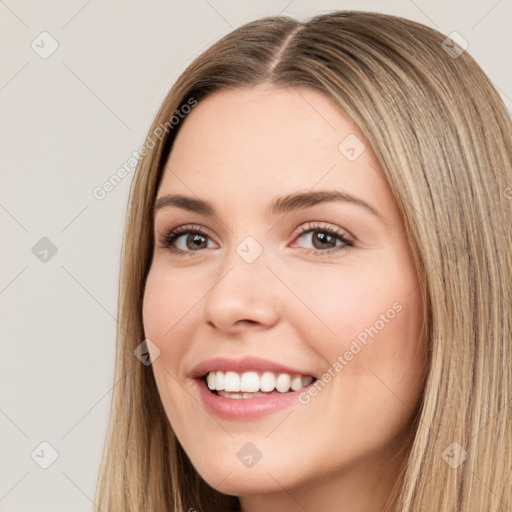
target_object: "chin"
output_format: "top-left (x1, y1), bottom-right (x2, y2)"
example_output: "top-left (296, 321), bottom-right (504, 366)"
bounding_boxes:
top-left (193, 457), bottom-right (300, 496)
top-left (208, 474), bottom-right (290, 497)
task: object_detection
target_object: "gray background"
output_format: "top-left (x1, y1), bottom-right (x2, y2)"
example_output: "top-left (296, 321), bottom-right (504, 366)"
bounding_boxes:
top-left (1, 1), bottom-right (510, 510)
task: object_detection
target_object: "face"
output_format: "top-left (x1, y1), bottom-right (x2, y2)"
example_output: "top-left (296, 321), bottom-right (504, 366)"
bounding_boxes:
top-left (142, 84), bottom-right (426, 507)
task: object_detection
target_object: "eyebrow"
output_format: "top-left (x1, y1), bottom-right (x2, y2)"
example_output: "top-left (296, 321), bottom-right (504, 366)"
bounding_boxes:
top-left (153, 190), bottom-right (384, 222)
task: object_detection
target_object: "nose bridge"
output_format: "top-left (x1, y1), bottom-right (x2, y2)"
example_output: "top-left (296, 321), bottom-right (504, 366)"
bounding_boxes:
top-left (218, 230), bottom-right (270, 284)
top-left (201, 233), bottom-right (279, 330)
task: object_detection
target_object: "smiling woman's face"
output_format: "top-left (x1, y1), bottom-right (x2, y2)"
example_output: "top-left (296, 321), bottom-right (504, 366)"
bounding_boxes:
top-left (142, 84), bottom-right (426, 510)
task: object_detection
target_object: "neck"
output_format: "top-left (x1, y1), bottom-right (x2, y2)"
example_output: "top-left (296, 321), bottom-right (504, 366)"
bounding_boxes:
top-left (238, 440), bottom-right (409, 512)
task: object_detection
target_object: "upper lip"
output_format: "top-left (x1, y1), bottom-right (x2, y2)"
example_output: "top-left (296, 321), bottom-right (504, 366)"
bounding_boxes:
top-left (190, 356), bottom-right (317, 380)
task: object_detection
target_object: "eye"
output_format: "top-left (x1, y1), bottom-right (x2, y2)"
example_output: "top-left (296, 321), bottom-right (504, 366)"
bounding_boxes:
top-left (291, 221), bottom-right (354, 255)
top-left (157, 221), bottom-right (354, 256)
top-left (158, 224), bottom-right (216, 255)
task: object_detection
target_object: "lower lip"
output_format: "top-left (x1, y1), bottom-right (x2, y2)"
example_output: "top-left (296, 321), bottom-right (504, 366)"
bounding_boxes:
top-left (193, 378), bottom-right (313, 420)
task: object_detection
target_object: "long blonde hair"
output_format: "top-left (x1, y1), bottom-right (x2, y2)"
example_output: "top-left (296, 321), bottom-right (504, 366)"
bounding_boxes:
top-left (93, 10), bottom-right (512, 511)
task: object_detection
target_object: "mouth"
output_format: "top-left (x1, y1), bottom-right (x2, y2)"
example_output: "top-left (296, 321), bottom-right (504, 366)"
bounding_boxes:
top-left (190, 356), bottom-right (319, 418)
top-left (201, 370), bottom-right (317, 399)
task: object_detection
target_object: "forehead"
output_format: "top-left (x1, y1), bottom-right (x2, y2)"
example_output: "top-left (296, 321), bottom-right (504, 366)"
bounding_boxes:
top-left (159, 85), bottom-right (394, 218)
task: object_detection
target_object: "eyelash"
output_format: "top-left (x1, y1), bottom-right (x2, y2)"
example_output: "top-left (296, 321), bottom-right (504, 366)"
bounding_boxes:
top-left (157, 222), bottom-right (354, 257)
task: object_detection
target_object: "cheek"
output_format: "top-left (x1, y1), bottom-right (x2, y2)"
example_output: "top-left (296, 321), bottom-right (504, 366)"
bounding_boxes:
top-left (286, 257), bottom-right (425, 401)
top-left (142, 267), bottom-right (195, 367)
top-left (283, 259), bottom-right (418, 344)
top-left (142, 268), bottom-right (200, 427)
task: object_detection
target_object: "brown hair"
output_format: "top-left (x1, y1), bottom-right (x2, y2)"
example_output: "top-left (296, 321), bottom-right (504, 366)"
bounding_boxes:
top-left (93, 10), bottom-right (512, 511)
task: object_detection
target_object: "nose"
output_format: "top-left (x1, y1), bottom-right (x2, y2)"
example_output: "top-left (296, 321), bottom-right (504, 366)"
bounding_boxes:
top-left (201, 245), bottom-right (281, 334)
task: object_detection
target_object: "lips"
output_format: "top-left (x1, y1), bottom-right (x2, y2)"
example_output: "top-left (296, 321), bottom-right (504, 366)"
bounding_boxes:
top-left (188, 356), bottom-right (318, 419)
top-left (193, 373), bottom-right (317, 419)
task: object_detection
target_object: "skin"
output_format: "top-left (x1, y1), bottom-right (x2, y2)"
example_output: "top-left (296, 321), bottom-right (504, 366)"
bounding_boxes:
top-left (142, 84), bottom-right (426, 512)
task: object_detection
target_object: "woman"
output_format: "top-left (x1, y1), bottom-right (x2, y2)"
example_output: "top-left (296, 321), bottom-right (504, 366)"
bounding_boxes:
top-left (94, 10), bottom-right (512, 512)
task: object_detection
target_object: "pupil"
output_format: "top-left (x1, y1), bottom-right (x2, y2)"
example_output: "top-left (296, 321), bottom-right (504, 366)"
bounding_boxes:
top-left (188, 234), bottom-right (206, 250)
top-left (314, 231), bottom-right (335, 249)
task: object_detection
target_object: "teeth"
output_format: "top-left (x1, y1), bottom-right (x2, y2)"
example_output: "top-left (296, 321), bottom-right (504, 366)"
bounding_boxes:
top-left (205, 370), bottom-right (314, 394)
top-left (218, 390), bottom-right (282, 399)
top-left (291, 375), bottom-right (303, 391)
top-left (240, 371), bottom-right (260, 392)
top-left (260, 371), bottom-right (275, 392)
top-left (207, 372), bottom-right (215, 390)
top-left (215, 370), bottom-right (225, 391)
top-left (224, 371), bottom-right (240, 392)
top-left (302, 376), bottom-right (313, 387)
top-left (275, 373), bottom-right (291, 393)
